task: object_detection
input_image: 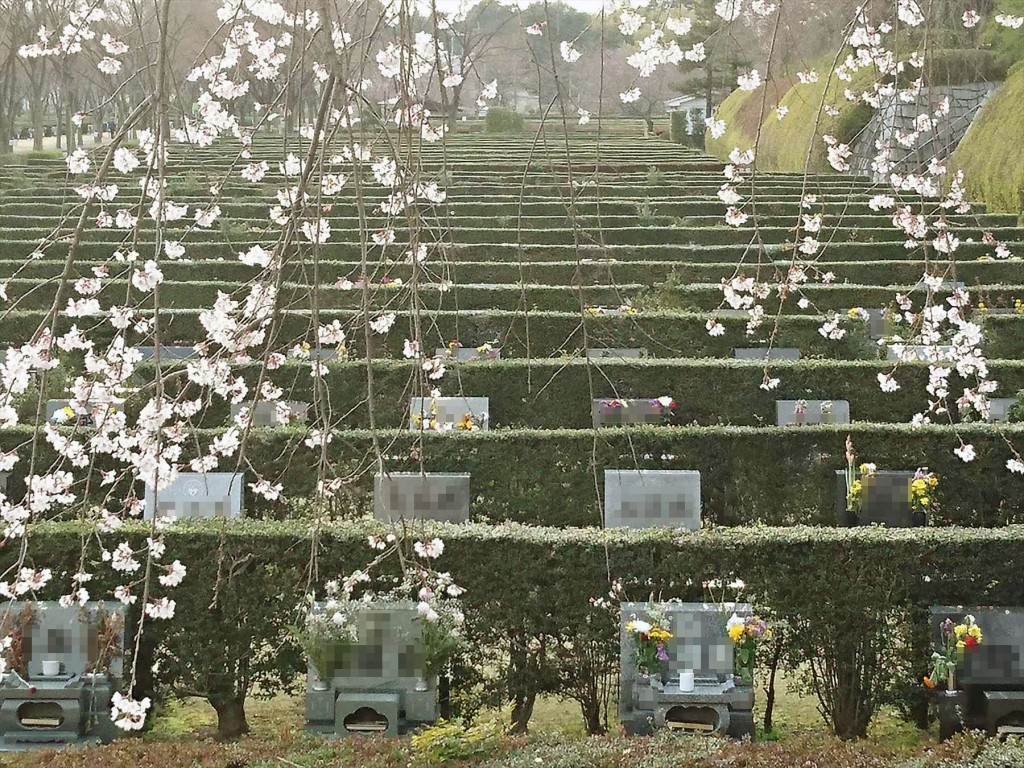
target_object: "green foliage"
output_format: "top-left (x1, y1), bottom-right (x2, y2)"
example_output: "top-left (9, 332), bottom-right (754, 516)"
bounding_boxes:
top-left (485, 108), bottom-right (525, 134)
top-left (706, 57), bottom-right (874, 172)
top-left (411, 718), bottom-right (503, 764)
top-left (644, 165), bottom-right (666, 185)
top-left (670, 111), bottom-right (687, 144)
top-left (923, 49), bottom-right (1009, 85)
top-left (980, 0), bottom-right (1024, 69)
top-left (634, 198), bottom-right (659, 223)
top-left (951, 62), bottom-right (1024, 213)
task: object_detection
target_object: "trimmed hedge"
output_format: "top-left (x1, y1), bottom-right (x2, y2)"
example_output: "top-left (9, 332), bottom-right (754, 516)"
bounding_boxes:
top-left (485, 108), bottom-right (526, 134)
top-left (6, 424), bottom-right (1024, 526)
top-left (19, 520), bottom-right (1024, 738)
top-left (123, 358), bottom-right (1024, 431)
top-left (0, 307), bottom-right (878, 359)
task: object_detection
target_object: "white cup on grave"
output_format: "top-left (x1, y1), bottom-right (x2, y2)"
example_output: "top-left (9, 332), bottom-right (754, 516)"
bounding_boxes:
top-left (678, 669), bottom-right (695, 692)
top-left (41, 660), bottom-right (61, 676)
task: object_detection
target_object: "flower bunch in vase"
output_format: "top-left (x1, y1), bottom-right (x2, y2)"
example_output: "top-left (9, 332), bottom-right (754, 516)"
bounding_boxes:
top-left (843, 436), bottom-right (873, 521)
top-left (654, 395), bottom-right (676, 425)
top-left (909, 468), bottom-right (939, 521)
top-left (625, 609), bottom-right (672, 681)
top-left (727, 613), bottom-right (770, 685)
top-left (924, 614), bottom-right (982, 691)
top-left (415, 576), bottom-right (466, 688)
top-left (292, 589), bottom-right (360, 690)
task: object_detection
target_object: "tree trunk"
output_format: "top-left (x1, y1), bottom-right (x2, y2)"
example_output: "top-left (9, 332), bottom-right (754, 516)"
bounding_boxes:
top-left (763, 640), bottom-right (783, 732)
top-left (210, 695), bottom-right (249, 740)
top-left (509, 690), bottom-right (535, 734)
top-left (31, 94), bottom-right (44, 151)
top-left (580, 696), bottom-right (606, 735)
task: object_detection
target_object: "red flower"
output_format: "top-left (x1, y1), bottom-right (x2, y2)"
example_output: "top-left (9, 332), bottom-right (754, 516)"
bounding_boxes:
top-left (965, 636), bottom-right (979, 648)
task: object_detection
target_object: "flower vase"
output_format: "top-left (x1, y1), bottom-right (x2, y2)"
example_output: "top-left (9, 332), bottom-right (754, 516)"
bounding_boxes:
top-left (734, 644), bottom-right (755, 686)
top-left (415, 677), bottom-right (430, 692)
top-left (659, 658), bottom-right (670, 686)
top-left (946, 666), bottom-right (956, 691)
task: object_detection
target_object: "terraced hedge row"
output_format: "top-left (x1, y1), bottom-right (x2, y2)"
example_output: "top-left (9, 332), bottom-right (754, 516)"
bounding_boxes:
top-left (0, 307), bottom-right (880, 358)
top-left (18, 520), bottom-right (1024, 736)
top-left (7, 424), bottom-right (1024, 526)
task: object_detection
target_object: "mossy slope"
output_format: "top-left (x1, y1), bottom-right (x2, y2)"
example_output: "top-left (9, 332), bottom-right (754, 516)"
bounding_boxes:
top-left (950, 61), bottom-right (1024, 214)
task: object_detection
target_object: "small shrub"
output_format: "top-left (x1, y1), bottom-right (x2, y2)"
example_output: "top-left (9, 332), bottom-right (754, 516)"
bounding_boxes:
top-left (485, 107), bottom-right (524, 134)
top-left (645, 165), bottom-right (665, 185)
top-left (635, 199), bottom-right (659, 224)
top-left (410, 718), bottom-right (503, 765)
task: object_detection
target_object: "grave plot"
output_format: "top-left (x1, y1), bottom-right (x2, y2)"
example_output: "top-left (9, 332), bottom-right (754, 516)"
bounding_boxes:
top-left (303, 602), bottom-right (436, 738)
top-left (929, 607), bottom-right (1024, 739)
top-left (409, 397), bottom-right (490, 432)
top-left (0, 602), bottom-right (126, 750)
top-left (619, 602), bottom-right (755, 738)
top-left (775, 399), bottom-right (850, 426)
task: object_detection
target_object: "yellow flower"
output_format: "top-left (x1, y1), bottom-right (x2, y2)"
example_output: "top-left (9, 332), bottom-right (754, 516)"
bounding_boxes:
top-left (919, 496), bottom-right (930, 507)
top-left (928, 476), bottom-right (938, 487)
top-left (956, 640), bottom-right (966, 649)
top-left (954, 624), bottom-right (968, 638)
top-left (968, 625), bottom-right (982, 641)
top-left (851, 480), bottom-right (862, 494)
top-left (911, 479), bottom-right (927, 492)
top-left (728, 624), bottom-right (744, 642)
top-left (649, 628), bottom-right (673, 642)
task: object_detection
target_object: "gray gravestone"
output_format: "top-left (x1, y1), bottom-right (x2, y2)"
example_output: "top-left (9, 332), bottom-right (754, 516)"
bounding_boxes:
top-left (144, 472), bottom-right (244, 520)
top-left (775, 400), bottom-right (850, 426)
top-left (619, 602), bottom-right (754, 738)
top-left (834, 470), bottom-right (921, 527)
top-left (0, 601), bottom-right (126, 749)
top-left (714, 309), bottom-right (750, 319)
top-left (988, 398), bottom-right (1017, 424)
top-left (592, 399), bottom-right (671, 428)
top-left (409, 397), bottom-right (489, 431)
top-left (586, 348), bottom-right (647, 360)
top-left (733, 347), bottom-right (801, 361)
top-left (604, 470), bottom-right (700, 530)
top-left (373, 473), bottom-right (470, 523)
top-left (435, 347), bottom-right (501, 362)
top-left (137, 345), bottom-right (197, 360)
top-left (305, 601), bottom-right (436, 737)
top-left (886, 344), bottom-right (954, 362)
top-left (860, 308), bottom-right (892, 340)
top-left (916, 280), bottom-right (965, 291)
top-left (230, 401), bottom-right (309, 426)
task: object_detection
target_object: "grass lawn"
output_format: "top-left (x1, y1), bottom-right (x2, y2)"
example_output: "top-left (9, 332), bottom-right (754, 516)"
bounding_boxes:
top-left (0, 668), bottom-right (949, 768)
